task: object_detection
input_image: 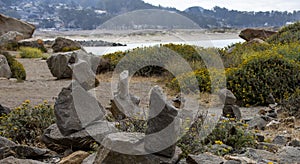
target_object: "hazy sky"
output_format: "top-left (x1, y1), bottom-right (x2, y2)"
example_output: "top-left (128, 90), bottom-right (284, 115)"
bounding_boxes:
top-left (143, 0), bottom-right (300, 12)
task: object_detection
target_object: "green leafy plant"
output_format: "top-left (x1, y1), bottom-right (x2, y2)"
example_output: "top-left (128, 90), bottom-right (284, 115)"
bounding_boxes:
top-left (267, 21), bottom-right (300, 44)
top-left (0, 100), bottom-right (55, 146)
top-left (19, 47), bottom-right (46, 58)
top-left (1, 51), bottom-right (26, 81)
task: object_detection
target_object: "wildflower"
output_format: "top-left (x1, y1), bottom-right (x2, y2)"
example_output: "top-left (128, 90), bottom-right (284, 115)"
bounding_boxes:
top-left (43, 100), bottom-right (48, 104)
top-left (267, 162), bottom-right (273, 164)
top-left (13, 127), bottom-right (18, 131)
top-left (24, 100), bottom-right (30, 104)
top-left (211, 114), bottom-right (216, 117)
top-left (229, 118), bottom-right (235, 121)
top-left (215, 140), bottom-right (223, 145)
top-left (243, 124), bottom-right (249, 128)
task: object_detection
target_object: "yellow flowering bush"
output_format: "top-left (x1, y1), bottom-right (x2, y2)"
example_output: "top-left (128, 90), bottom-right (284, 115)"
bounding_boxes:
top-left (0, 100), bottom-right (55, 146)
top-left (227, 52), bottom-right (300, 106)
top-left (204, 119), bottom-right (256, 152)
top-left (267, 21), bottom-right (300, 44)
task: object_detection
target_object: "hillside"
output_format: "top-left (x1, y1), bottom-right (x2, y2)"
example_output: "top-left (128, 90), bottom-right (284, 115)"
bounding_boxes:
top-left (0, 0), bottom-right (299, 30)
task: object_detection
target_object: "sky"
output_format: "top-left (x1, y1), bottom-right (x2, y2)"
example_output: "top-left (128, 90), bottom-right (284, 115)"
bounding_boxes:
top-left (143, 0), bottom-right (300, 12)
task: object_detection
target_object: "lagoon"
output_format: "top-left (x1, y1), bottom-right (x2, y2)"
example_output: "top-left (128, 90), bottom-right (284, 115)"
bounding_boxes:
top-left (84, 38), bottom-right (243, 56)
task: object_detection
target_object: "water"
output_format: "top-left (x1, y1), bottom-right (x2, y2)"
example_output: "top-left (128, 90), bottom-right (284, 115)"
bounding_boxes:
top-left (84, 38), bottom-right (243, 56)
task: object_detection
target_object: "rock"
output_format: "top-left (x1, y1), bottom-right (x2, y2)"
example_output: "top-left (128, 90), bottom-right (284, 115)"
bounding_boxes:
top-left (186, 153), bottom-right (225, 164)
top-left (96, 57), bottom-right (111, 74)
top-left (288, 139), bottom-right (300, 147)
top-left (218, 88), bottom-right (236, 105)
top-left (0, 31), bottom-right (23, 49)
top-left (224, 160), bottom-right (240, 164)
top-left (0, 145), bottom-right (50, 160)
top-left (145, 85), bottom-right (179, 158)
top-left (240, 148), bottom-right (278, 163)
top-left (54, 82), bottom-right (105, 136)
top-left (172, 94), bottom-right (185, 108)
top-left (47, 49), bottom-right (99, 79)
top-left (0, 136), bottom-right (17, 148)
top-left (0, 14), bottom-right (35, 39)
top-left (0, 156), bottom-right (45, 164)
top-left (278, 146), bottom-right (300, 164)
top-left (239, 28), bottom-right (277, 41)
top-left (82, 153), bottom-right (96, 164)
top-left (224, 155), bottom-right (256, 164)
top-left (59, 150), bottom-right (89, 164)
top-left (0, 54), bottom-right (12, 78)
top-left (18, 39), bottom-right (46, 52)
top-left (95, 132), bottom-right (182, 164)
top-left (248, 116), bottom-right (268, 130)
top-left (272, 135), bottom-right (291, 146)
top-left (0, 104), bottom-right (11, 116)
top-left (101, 132), bottom-right (145, 155)
top-left (257, 142), bottom-right (281, 153)
top-left (222, 105), bottom-right (241, 120)
top-left (110, 70), bottom-right (142, 120)
top-left (52, 37), bottom-right (81, 53)
top-left (42, 122), bottom-right (116, 152)
top-left (246, 38), bottom-right (267, 44)
top-left (266, 120), bottom-right (280, 130)
top-left (254, 133), bottom-right (265, 142)
top-left (71, 60), bottom-right (99, 90)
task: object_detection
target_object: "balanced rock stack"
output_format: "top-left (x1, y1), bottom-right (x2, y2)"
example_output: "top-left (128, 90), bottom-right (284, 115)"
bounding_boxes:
top-left (219, 88), bottom-right (241, 120)
top-left (109, 70), bottom-right (141, 120)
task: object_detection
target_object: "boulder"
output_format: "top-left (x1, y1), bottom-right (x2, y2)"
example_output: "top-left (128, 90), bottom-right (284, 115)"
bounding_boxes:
top-left (96, 58), bottom-right (111, 74)
top-left (82, 153), bottom-right (96, 164)
top-left (278, 146), bottom-right (300, 163)
top-left (224, 155), bottom-right (256, 164)
top-left (247, 116), bottom-right (268, 130)
top-left (257, 142), bottom-right (281, 153)
top-left (0, 136), bottom-right (17, 148)
top-left (0, 54), bottom-right (12, 78)
top-left (59, 151), bottom-right (89, 164)
top-left (54, 82), bottom-right (106, 136)
top-left (42, 122), bottom-right (116, 152)
top-left (52, 37), bottom-right (81, 53)
top-left (288, 139), bottom-right (300, 147)
top-left (46, 49), bottom-right (99, 79)
top-left (239, 28), bottom-right (277, 41)
top-left (0, 104), bottom-right (11, 116)
top-left (0, 156), bottom-right (45, 164)
top-left (222, 105), bottom-right (241, 120)
top-left (145, 86), bottom-right (179, 158)
top-left (239, 148), bottom-right (278, 163)
top-left (272, 135), bottom-right (291, 146)
top-left (0, 31), bottom-right (23, 49)
top-left (110, 70), bottom-right (142, 120)
top-left (95, 132), bottom-right (182, 164)
top-left (218, 88), bottom-right (236, 105)
top-left (0, 145), bottom-right (50, 160)
top-left (186, 153), bottom-right (225, 164)
top-left (0, 14), bottom-right (35, 39)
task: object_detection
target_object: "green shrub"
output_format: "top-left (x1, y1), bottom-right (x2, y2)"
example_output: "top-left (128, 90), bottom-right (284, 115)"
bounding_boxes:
top-left (281, 88), bottom-right (300, 118)
top-left (204, 119), bottom-right (256, 154)
top-left (267, 21), bottom-right (300, 44)
top-left (0, 100), bottom-right (55, 146)
top-left (19, 47), bottom-right (45, 58)
top-left (168, 68), bottom-right (225, 93)
top-left (101, 44), bottom-right (220, 76)
top-left (177, 115), bottom-right (256, 157)
top-left (227, 52), bottom-right (300, 106)
top-left (1, 51), bottom-right (26, 81)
